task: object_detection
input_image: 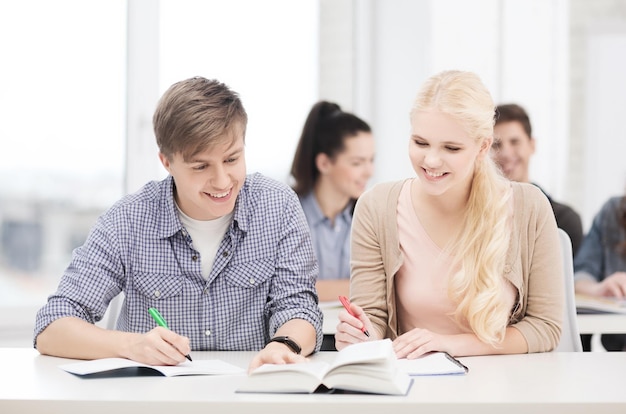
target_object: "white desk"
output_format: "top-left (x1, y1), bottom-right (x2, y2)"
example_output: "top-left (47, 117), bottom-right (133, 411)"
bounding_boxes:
top-left (577, 313), bottom-right (626, 335)
top-left (1, 348), bottom-right (626, 414)
top-left (321, 304), bottom-right (341, 334)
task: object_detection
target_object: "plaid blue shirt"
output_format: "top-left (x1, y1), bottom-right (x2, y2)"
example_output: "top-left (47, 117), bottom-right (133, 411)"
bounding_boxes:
top-left (34, 173), bottom-right (323, 351)
top-left (299, 192), bottom-right (353, 280)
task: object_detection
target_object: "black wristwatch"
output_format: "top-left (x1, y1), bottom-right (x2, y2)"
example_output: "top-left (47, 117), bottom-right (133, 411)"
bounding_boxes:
top-left (268, 336), bottom-right (302, 354)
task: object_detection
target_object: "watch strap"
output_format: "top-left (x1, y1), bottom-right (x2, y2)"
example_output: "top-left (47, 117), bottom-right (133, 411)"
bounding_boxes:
top-left (268, 336), bottom-right (302, 354)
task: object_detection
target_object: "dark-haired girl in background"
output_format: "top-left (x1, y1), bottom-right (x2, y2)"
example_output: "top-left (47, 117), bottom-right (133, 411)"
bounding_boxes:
top-left (290, 101), bottom-right (375, 302)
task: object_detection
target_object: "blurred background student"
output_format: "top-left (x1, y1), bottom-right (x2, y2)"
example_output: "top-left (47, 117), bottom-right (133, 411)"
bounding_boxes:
top-left (574, 193), bottom-right (626, 351)
top-left (290, 101), bottom-right (375, 302)
top-left (491, 103), bottom-right (583, 257)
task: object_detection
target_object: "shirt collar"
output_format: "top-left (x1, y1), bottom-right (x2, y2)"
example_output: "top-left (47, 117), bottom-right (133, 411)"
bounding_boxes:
top-left (156, 175), bottom-right (252, 239)
top-left (231, 175), bottom-right (250, 233)
top-left (300, 191), bottom-right (353, 226)
top-left (156, 176), bottom-right (183, 239)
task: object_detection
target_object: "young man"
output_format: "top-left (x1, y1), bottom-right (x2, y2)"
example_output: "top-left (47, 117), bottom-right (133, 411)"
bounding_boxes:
top-left (492, 103), bottom-right (583, 256)
top-left (34, 77), bottom-right (323, 371)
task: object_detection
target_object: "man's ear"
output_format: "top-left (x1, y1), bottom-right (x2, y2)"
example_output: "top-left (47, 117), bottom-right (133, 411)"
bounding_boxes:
top-left (529, 136), bottom-right (537, 155)
top-left (158, 152), bottom-right (172, 173)
top-left (315, 153), bottom-right (332, 175)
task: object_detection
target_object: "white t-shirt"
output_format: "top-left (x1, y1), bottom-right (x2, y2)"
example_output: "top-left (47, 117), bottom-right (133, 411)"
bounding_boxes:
top-left (176, 205), bottom-right (233, 280)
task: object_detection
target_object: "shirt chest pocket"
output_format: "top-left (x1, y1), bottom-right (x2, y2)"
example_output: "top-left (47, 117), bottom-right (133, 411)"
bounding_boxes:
top-left (224, 258), bottom-right (274, 289)
top-left (134, 273), bottom-right (184, 301)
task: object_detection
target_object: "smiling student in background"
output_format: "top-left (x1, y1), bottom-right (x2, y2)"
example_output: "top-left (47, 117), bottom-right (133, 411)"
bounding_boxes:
top-left (335, 70), bottom-right (563, 358)
top-left (290, 101), bottom-right (375, 302)
top-left (491, 103), bottom-right (583, 257)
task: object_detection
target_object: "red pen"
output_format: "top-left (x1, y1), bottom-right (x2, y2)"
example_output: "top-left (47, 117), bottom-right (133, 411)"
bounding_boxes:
top-left (338, 295), bottom-right (370, 337)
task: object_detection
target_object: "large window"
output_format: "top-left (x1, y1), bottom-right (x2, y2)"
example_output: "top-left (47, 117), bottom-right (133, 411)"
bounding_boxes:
top-left (0, 0), bottom-right (318, 346)
top-left (159, 0), bottom-right (319, 182)
top-left (0, 1), bottom-right (126, 345)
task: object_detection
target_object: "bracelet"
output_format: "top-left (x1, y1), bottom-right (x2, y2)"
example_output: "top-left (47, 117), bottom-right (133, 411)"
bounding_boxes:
top-left (268, 336), bottom-right (302, 354)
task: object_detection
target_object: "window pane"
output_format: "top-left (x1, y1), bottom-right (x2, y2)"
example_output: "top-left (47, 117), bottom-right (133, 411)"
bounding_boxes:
top-left (0, 0), bottom-right (318, 347)
top-left (159, 0), bottom-right (319, 182)
top-left (0, 0), bottom-right (126, 345)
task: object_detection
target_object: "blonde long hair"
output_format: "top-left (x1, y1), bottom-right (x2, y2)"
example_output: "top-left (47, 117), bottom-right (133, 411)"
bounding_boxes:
top-left (411, 70), bottom-right (512, 346)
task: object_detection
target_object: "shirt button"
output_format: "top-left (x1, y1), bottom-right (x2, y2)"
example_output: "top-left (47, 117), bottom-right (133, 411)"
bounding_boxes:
top-left (222, 251), bottom-right (229, 257)
top-left (154, 290), bottom-right (161, 298)
top-left (504, 265), bottom-right (512, 273)
top-left (249, 278), bottom-right (255, 285)
top-left (192, 255), bottom-right (198, 261)
top-left (204, 330), bottom-right (211, 336)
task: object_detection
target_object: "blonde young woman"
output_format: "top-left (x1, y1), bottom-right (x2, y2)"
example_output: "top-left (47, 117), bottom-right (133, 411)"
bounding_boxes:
top-left (335, 70), bottom-right (563, 357)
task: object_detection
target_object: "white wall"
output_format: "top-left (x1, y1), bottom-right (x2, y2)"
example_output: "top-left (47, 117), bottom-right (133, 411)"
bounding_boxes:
top-left (125, 0), bottom-right (320, 191)
top-left (367, 0), bottom-right (433, 183)
top-left (496, 0), bottom-right (570, 199)
top-left (122, 0), bottom-right (626, 230)
top-left (336, 0), bottom-right (570, 193)
top-left (582, 24), bottom-right (626, 228)
top-left (125, 0), bottom-right (161, 194)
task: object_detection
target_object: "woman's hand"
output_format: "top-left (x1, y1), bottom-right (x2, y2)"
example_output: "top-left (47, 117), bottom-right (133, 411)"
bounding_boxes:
top-left (334, 302), bottom-right (376, 350)
top-left (392, 328), bottom-right (448, 359)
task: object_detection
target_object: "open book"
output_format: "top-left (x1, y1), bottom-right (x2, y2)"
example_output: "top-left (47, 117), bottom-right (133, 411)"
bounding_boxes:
top-left (237, 339), bottom-right (412, 395)
top-left (576, 294), bottom-right (626, 314)
top-left (59, 357), bottom-right (245, 378)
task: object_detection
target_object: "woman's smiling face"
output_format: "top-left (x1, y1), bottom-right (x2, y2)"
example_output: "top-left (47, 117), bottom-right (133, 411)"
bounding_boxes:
top-left (409, 109), bottom-right (488, 198)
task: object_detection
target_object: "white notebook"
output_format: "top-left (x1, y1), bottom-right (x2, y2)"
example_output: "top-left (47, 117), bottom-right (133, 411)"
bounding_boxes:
top-left (59, 357), bottom-right (245, 377)
top-left (397, 352), bottom-right (468, 376)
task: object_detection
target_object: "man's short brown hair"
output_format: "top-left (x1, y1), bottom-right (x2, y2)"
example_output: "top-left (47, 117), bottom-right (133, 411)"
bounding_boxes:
top-left (153, 77), bottom-right (248, 161)
top-left (494, 103), bottom-right (532, 138)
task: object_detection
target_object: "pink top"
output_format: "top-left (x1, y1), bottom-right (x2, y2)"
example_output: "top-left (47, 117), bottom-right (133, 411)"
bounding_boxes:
top-left (395, 180), bottom-right (516, 336)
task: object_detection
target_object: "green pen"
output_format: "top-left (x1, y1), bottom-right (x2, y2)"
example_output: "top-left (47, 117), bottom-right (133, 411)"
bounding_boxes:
top-left (148, 307), bottom-right (192, 362)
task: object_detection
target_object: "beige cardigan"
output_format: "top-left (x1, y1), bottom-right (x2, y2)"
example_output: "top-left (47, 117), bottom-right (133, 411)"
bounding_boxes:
top-left (350, 180), bottom-right (563, 353)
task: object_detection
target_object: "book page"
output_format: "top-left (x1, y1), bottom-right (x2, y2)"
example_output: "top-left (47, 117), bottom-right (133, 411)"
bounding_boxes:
top-left (238, 340), bottom-right (413, 395)
top-left (237, 361), bottom-right (330, 393)
top-left (59, 358), bottom-right (245, 377)
top-left (154, 359), bottom-right (245, 376)
top-left (575, 294), bottom-right (626, 314)
top-left (60, 358), bottom-right (143, 375)
top-left (246, 361), bottom-right (329, 381)
top-left (322, 340), bottom-right (412, 395)
top-left (329, 338), bottom-right (394, 371)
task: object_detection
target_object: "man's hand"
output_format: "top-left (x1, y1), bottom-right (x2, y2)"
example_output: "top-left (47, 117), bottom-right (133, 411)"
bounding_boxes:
top-left (125, 327), bottom-right (191, 366)
top-left (247, 341), bottom-right (307, 373)
top-left (591, 272), bottom-right (626, 298)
